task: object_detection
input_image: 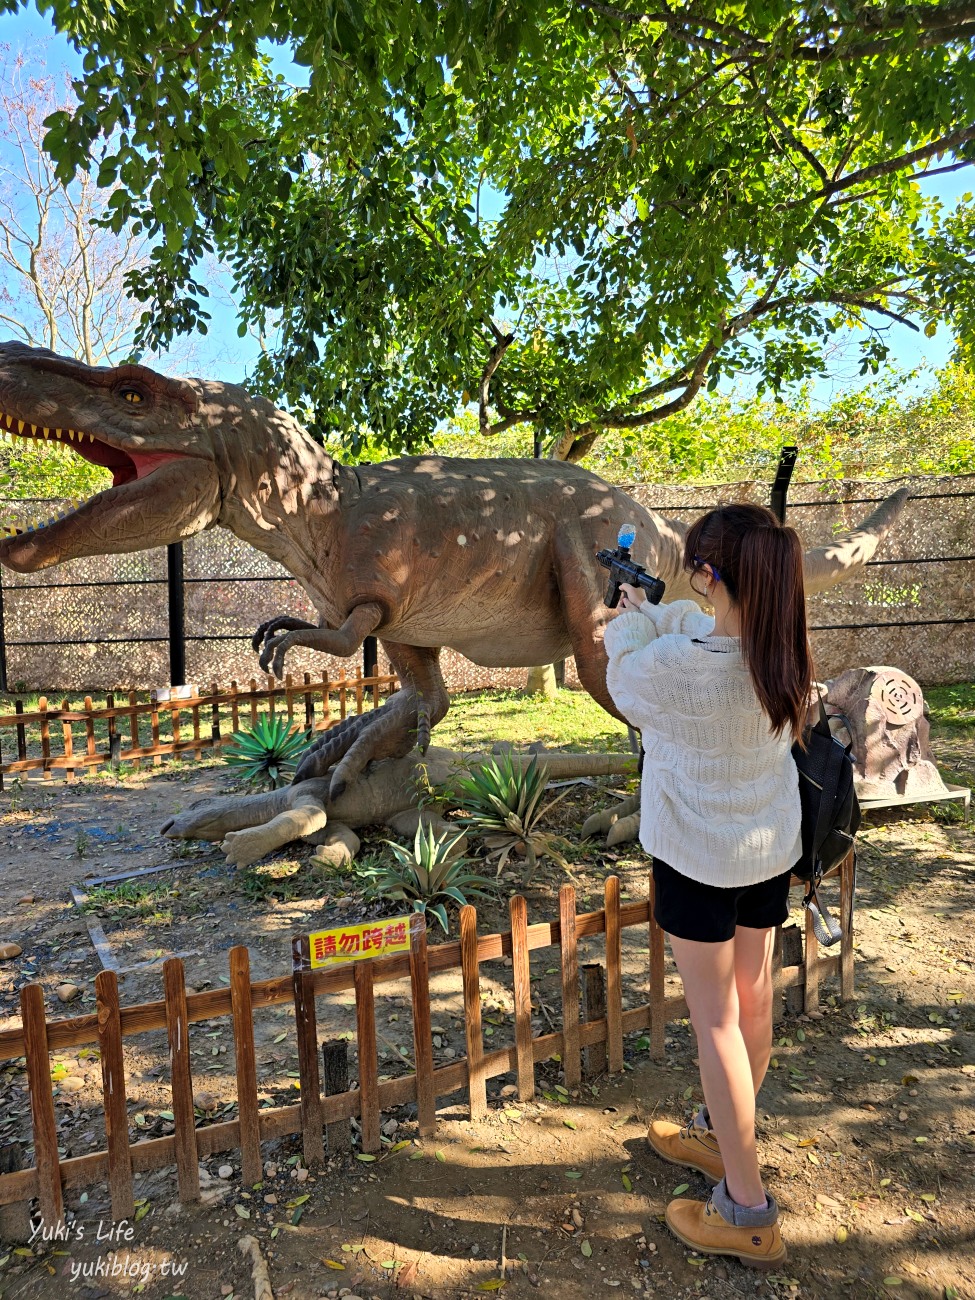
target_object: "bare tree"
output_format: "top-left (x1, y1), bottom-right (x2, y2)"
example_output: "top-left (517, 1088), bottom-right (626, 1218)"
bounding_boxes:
top-left (0, 45), bottom-right (149, 365)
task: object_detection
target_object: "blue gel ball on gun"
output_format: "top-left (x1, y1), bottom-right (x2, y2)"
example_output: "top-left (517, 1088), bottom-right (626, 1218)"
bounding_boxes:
top-left (617, 524), bottom-right (636, 550)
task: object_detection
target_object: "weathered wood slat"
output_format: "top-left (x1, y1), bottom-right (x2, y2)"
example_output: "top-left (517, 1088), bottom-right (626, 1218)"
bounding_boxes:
top-left (163, 959), bottom-right (200, 1204)
top-left (559, 884), bottom-right (581, 1088)
top-left (20, 984), bottom-right (63, 1227)
top-left (292, 962), bottom-right (324, 1168)
top-left (38, 697), bottom-right (51, 777)
top-left (95, 971), bottom-right (135, 1221)
top-left (229, 947), bottom-right (263, 1187)
top-left (408, 914), bottom-right (437, 1137)
top-left (322, 1040), bottom-right (351, 1153)
top-left (604, 875), bottom-right (624, 1073)
top-left (354, 964), bottom-right (381, 1154)
top-left (128, 690), bottom-right (141, 770)
top-left (508, 895), bottom-right (534, 1102)
top-left (460, 905), bottom-right (487, 1119)
top-left (582, 963), bottom-right (607, 1080)
top-left (60, 697), bottom-right (74, 782)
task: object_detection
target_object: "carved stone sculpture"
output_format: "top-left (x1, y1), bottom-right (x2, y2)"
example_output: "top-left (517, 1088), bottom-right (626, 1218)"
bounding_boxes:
top-left (823, 666), bottom-right (948, 801)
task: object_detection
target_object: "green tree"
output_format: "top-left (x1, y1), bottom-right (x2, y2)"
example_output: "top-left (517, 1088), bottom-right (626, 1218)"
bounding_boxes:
top-left (433, 361), bottom-right (975, 483)
top-left (19, 0), bottom-right (975, 459)
top-left (0, 45), bottom-right (206, 499)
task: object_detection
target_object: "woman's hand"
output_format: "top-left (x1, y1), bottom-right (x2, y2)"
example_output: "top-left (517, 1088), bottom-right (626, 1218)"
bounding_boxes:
top-left (618, 582), bottom-right (647, 611)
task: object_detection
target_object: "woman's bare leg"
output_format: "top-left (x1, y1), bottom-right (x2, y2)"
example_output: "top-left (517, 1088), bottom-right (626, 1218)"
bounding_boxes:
top-left (669, 933), bottom-right (765, 1208)
top-left (734, 925), bottom-right (777, 1098)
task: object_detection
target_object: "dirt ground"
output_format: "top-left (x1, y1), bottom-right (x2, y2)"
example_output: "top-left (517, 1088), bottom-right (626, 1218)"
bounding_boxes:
top-left (0, 739), bottom-right (973, 1300)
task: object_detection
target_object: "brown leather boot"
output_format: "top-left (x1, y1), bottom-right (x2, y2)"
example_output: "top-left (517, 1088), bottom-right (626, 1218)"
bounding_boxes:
top-left (665, 1178), bottom-right (786, 1270)
top-left (647, 1115), bottom-right (725, 1183)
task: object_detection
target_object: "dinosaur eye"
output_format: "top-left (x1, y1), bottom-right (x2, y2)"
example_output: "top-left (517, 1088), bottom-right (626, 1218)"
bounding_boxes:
top-left (119, 387), bottom-right (144, 403)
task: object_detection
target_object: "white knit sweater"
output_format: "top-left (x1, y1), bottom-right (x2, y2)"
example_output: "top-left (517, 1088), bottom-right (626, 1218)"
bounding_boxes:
top-left (603, 600), bottom-right (801, 887)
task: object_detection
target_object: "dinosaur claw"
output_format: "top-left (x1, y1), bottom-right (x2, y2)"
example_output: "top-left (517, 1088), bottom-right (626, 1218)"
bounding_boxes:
top-left (329, 777), bottom-right (347, 800)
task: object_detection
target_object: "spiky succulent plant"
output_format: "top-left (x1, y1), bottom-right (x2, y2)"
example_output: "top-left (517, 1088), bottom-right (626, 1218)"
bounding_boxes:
top-left (222, 715), bottom-right (309, 790)
top-left (450, 751), bottom-right (571, 879)
top-left (356, 825), bottom-right (493, 934)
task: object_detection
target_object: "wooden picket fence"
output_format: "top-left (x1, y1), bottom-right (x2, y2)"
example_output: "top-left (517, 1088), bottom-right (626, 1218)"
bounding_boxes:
top-left (0, 868), bottom-right (854, 1233)
top-left (0, 669), bottom-right (398, 785)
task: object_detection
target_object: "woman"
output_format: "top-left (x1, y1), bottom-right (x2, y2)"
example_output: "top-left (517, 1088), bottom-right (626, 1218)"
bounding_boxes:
top-left (604, 502), bottom-right (812, 1270)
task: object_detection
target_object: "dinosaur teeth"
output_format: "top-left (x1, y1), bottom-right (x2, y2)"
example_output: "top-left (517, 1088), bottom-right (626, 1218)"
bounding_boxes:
top-left (17, 419), bottom-right (24, 434)
top-left (65, 428), bottom-right (73, 441)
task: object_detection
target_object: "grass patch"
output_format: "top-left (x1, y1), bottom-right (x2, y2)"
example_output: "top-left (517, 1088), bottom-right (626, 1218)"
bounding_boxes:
top-left (81, 880), bottom-right (180, 925)
top-left (925, 683), bottom-right (975, 739)
top-left (433, 688), bottom-right (631, 754)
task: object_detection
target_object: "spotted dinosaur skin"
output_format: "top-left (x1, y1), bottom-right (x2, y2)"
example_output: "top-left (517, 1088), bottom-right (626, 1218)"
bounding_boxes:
top-left (0, 342), bottom-right (909, 804)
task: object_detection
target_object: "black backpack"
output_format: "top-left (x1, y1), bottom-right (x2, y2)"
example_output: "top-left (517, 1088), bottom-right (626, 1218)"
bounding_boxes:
top-left (792, 696), bottom-right (861, 946)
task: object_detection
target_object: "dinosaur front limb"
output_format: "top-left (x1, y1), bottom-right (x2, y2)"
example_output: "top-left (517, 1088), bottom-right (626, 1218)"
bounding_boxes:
top-left (309, 823), bottom-right (361, 869)
top-left (161, 780), bottom-right (331, 840)
top-left (257, 602), bottom-right (384, 678)
top-left (581, 793), bottom-right (641, 845)
top-left (251, 615), bottom-right (319, 652)
top-left (220, 791), bottom-right (330, 867)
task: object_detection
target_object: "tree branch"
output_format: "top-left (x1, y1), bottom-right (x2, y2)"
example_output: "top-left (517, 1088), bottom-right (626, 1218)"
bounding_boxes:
top-left (790, 124), bottom-right (975, 206)
top-left (573, 0), bottom-right (975, 63)
top-left (758, 100), bottom-right (830, 185)
top-left (478, 320), bottom-right (516, 434)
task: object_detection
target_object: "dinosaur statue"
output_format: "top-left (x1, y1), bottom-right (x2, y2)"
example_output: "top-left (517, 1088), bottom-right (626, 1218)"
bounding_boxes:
top-left (161, 745), bottom-right (637, 868)
top-left (0, 342), bottom-right (909, 847)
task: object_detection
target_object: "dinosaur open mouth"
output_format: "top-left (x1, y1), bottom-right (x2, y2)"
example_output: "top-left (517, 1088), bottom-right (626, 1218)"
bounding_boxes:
top-left (0, 409), bottom-right (188, 537)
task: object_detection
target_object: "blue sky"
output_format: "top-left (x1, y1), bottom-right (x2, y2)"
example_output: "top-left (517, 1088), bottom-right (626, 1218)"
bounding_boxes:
top-left (0, 4), bottom-right (968, 408)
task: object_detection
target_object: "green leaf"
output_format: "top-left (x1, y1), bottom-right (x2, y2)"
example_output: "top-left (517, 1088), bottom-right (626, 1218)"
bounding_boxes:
top-left (672, 1183), bottom-right (689, 1196)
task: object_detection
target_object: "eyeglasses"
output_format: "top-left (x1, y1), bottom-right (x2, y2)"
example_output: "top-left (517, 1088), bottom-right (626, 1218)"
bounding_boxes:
top-left (693, 555), bottom-right (721, 584)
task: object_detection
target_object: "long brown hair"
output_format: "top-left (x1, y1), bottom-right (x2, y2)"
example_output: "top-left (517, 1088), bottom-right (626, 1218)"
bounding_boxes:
top-left (684, 502), bottom-right (813, 740)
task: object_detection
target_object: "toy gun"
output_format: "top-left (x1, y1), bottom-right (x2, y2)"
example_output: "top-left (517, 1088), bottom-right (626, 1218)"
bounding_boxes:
top-left (596, 524), bottom-right (666, 609)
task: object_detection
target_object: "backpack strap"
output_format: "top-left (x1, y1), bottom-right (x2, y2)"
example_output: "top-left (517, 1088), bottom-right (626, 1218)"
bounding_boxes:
top-left (809, 695), bottom-right (840, 862)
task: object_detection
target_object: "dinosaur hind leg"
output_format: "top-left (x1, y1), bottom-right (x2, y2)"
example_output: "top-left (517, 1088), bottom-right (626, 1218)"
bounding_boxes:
top-left (294, 642), bottom-right (449, 799)
top-left (553, 526), bottom-right (643, 846)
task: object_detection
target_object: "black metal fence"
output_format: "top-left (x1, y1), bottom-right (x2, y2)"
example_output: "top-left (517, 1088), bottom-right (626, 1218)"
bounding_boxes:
top-left (1, 470), bottom-right (973, 692)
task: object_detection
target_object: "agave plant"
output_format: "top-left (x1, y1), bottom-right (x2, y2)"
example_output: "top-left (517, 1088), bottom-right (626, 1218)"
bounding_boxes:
top-left (450, 751), bottom-right (571, 879)
top-left (223, 715), bottom-right (309, 790)
top-left (356, 825), bottom-right (493, 934)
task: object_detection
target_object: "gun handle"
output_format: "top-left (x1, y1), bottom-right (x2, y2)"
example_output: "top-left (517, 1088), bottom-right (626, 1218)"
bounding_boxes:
top-left (605, 577), bottom-right (622, 608)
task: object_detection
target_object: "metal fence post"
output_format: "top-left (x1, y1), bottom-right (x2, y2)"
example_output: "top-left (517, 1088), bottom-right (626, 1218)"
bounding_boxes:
top-left (167, 543), bottom-right (186, 687)
top-left (770, 446), bottom-right (798, 523)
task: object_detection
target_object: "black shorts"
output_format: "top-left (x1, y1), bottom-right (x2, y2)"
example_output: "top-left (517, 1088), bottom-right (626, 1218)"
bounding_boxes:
top-left (652, 857), bottom-right (794, 944)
